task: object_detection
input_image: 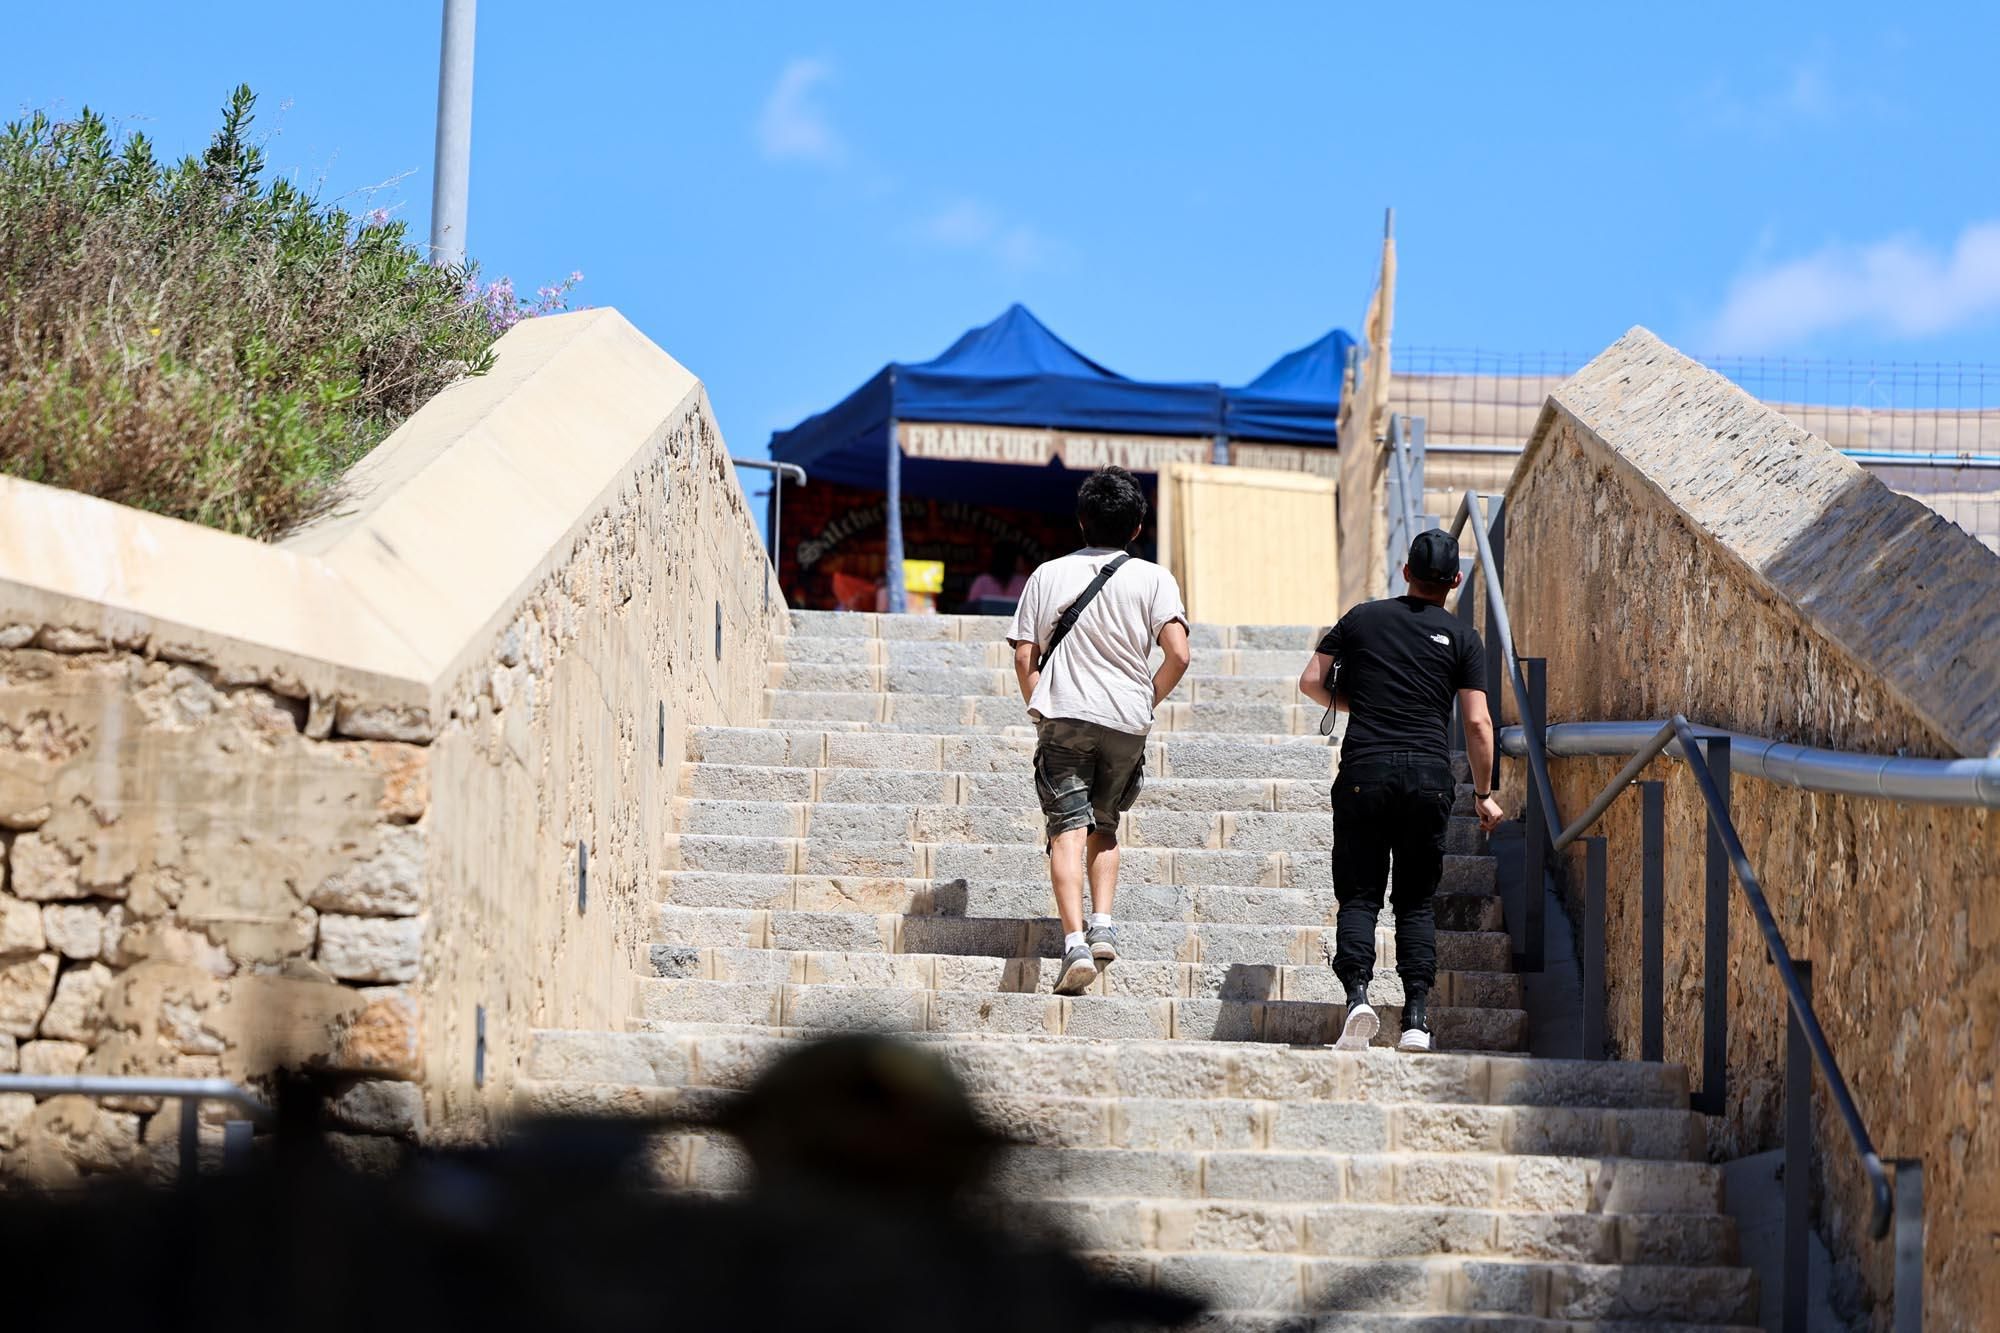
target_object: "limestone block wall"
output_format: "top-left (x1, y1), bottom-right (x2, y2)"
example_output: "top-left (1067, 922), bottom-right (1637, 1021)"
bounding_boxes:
top-left (0, 309), bottom-right (782, 1178)
top-left (1501, 329), bottom-right (1999, 1329)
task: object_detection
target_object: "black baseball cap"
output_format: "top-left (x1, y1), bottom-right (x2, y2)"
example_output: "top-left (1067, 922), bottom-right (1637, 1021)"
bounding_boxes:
top-left (1407, 529), bottom-right (1459, 583)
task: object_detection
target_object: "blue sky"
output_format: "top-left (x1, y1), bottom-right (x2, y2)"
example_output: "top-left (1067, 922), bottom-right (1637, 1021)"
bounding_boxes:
top-left (7, 3), bottom-right (1999, 482)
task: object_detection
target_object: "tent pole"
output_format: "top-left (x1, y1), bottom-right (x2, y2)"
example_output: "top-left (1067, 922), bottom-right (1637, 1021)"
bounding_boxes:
top-left (885, 416), bottom-right (908, 613)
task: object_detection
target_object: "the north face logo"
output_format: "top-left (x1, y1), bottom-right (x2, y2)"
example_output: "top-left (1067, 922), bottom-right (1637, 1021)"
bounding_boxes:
top-left (1429, 633), bottom-right (1451, 646)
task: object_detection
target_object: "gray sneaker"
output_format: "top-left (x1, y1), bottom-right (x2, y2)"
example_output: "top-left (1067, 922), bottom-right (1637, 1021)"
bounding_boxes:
top-left (1054, 944), bottom-right (1098, 996)
top-left (1086, 923), bottom-right (1119, 965)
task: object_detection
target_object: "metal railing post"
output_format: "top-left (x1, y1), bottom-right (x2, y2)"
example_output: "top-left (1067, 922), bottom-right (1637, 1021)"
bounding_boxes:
top-left (1697, 736), bottom-right (1732, 1116)
top-left (1520, 657), bottom-right (1549, 973)
top-left (224, 1119), bottom-right (254, 1172)
top-left (1893, 1159), bottom-right (1925, 1333)
top-left (1482, 498), bottom-right (1506, 793)
top-left (1784, 959), bottom-right (1814, 1333)
top-left (1582, 834), bottom-right (1607, 1060)
top-left (1640, 779), bottom-right (1665, 1063)
top-left (178, 1095), bottom-right (200, 1181)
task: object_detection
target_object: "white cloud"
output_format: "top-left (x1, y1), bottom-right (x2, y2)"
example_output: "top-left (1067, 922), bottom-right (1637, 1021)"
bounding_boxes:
top-left (1708, 221), bottom-right (2000, 351)
top-left (757, 58), bottom-right (844, 166)
top-left (912, 198), bottom-right (1058, 272)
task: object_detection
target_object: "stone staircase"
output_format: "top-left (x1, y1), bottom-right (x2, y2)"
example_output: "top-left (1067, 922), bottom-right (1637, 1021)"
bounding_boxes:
top-left (523, 611), bottom-right (1760, 1330)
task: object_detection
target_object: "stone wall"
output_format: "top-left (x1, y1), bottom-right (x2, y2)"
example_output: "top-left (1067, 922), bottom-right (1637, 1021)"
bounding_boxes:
top-left (1501, 330), bottom-right (2000, 1329)
top-left (0, 309), bottom-right (782, 1177)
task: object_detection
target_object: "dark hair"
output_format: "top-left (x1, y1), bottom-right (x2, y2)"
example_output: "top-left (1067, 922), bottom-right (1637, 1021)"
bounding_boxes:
top-left (1076, 466), bottom-right (1146, 548)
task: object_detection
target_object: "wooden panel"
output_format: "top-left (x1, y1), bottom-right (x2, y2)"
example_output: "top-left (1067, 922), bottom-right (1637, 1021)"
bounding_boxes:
top-left (1160, 464), bottom-right (1339, 626)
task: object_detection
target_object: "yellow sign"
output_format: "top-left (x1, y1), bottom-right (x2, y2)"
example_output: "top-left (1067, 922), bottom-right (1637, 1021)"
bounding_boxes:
top-left (903, 559), bottom-right (945, 594)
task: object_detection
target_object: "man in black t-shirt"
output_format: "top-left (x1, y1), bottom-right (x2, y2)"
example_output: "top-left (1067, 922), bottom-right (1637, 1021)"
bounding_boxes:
top-left (1297, 529), bottom-right (1505, 1053)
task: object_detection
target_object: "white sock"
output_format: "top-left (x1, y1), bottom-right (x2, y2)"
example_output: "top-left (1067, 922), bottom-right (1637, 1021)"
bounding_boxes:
top-left (1087, 913), bottom-right (1113, 928)
top-left (1064, 930), bottom-right (1088, 953)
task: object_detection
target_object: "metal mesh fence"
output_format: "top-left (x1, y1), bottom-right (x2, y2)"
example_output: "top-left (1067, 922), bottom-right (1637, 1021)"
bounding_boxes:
top-left (1392, 347), bottom-right (2000, 553)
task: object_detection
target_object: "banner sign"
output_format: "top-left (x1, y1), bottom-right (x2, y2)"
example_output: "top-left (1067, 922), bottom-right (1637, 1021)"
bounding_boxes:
top-left (898, 421), bottom-right (1213, 473)
top-left (1228, 443), bottom-right (1341, 478)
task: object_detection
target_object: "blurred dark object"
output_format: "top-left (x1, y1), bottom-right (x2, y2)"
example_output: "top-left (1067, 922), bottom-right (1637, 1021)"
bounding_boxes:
top-left (0, 1038), bottom-right (1201, 1333)
top-left (962, 595), bottom-right (1020, 616)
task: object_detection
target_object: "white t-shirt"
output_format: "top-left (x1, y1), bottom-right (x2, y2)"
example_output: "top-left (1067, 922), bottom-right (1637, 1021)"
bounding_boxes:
top-left (1006, 549), bottom-right (1188, 735)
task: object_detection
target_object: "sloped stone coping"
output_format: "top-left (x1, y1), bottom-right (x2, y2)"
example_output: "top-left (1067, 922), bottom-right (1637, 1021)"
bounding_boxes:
top-left (0, 309), bottom-right (704, 741)
top-left (1516, 326), bottom-right (2000, 759)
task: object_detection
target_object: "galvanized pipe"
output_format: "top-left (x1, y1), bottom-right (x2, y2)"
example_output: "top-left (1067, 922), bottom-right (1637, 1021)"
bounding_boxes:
top-left (1502, 719), bottom-right (2000, 810)
top-left (1549, 718), bottom-right (1679, 851)
top-left (1423, 440), bottom-right (2000, 470)
top-left (0, 1075), bottom-right (272, 1118)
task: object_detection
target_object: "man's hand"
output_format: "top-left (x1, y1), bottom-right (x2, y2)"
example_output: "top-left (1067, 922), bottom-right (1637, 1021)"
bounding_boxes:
top-left (1475, 794), bottom-right (1504, 834)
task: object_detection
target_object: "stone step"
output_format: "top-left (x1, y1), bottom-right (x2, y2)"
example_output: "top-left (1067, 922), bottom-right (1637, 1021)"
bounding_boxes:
top-left (673, 799), bottom-right (1487, 855)
top-left (987, 1199), bottom-right (1736, 1267)
top-left (525, 1029), bottom-right (1695, 1111)
top-left (765, 690), bottom-right (1326, 735)
top-left (685, 766), bottom-right (1419, 815)
top-left (664, 872), bottom-right (1504, 944)
top-left (648, 943), bottom-right (1525, 1011)
top-left (656, 888), bottom-right (1504, 948)
top-left (1072, 1254), bottom-right (1758, 1324)
top-left (775, 638), bottom-right (1311, 679)
top-left (632, 978), bottom-right (1529, 1049)
top-left (771, 664), bottom-right (1308, 705)
top-left (661, 839), bottom-right (1497, 894)
top-left (1169, 1316), bottom-right (1758, 1333)
top-left (693, 726), bottom-right (1336, 779)
top-left (783, 611), bottom-right (1321, 653)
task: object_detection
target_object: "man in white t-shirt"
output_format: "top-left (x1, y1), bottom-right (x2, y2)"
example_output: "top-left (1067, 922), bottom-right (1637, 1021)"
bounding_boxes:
top-left (1006, 467), bottom-right (1192, 995)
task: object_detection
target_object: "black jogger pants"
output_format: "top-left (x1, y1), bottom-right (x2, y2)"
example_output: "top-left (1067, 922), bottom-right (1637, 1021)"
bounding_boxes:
top-left (1329, 752), bottom-right (1456, 994)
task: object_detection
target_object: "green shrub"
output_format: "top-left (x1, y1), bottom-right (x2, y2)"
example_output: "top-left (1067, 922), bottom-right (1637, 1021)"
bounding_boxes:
top-left (0, 85), bottom-right (532, 539)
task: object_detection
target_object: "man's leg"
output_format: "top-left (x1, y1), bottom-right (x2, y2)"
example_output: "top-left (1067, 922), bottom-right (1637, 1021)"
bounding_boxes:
top-left (1033, 720), bottom-right (1101, 995)
top-left (1050, 828), bottom-right (1090, 936)
top-left (1084, 831), bottom-right (1119, 919)
top-left (1385, 766), bottom-right (1454, 1050)
top-left (1331, 772), bottom-right (1391, 1048)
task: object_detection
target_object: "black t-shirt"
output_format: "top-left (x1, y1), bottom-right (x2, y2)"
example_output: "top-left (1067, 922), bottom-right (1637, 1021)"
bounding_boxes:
top-left (1317, 595), bottom-right (1486, 765)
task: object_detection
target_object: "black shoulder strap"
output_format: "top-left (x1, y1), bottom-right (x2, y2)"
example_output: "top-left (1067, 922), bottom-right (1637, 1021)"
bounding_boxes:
top-left (1036, 554), bottom-right (1132, 670)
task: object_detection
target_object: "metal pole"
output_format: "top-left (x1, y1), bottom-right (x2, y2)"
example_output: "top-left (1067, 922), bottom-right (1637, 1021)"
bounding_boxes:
top-left (1521, 657), bottom-right (1548, 973)
top-left (1582, 835), bottom-right (1606, 1059)
top-left (1482, 498), bottom-right (1506, 793)
top-left (428, 0), bottom-right (477, 268)
top-left (884, 416), bottom-right (908, 614)
top-left (1640, 779), bottom-right (1665, 1063)
top-left (178, 1096), bottom-right (200, 1181)
top-left (1893, 1159), bottom-right (1925, 1333)
top-left (1784, 959), bottom-right (1813, 1333)
top-left (223, 1119), bottom-right (254, 1172)
top-left (1698, 736), bottom-right (1732, 1117)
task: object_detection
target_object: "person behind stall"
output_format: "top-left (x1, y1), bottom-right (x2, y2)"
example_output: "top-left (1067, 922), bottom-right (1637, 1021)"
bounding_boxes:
top-left (965, 542), bottom-right (1031, 611)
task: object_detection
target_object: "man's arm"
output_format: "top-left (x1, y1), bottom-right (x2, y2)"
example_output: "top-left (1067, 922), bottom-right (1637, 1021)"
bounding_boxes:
top-left (1153, 620), bottom-right (1191, 707)
top-left (1457, 687), bottom-right (1504, 833)
top-left (1298, 651), bottom-right (1337, 709)
top-left (1012, 639), bottom-right (1040, 706)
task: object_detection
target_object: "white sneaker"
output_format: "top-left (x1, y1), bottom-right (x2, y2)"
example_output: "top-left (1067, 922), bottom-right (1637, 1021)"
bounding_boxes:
top-left (1335, 1001), bottom-right (1379, 1051)
top-left (1396, 1025), bottom-right (1432, 1053)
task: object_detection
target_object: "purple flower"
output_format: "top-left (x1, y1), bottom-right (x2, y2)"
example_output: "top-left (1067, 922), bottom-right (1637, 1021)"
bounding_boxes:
top-left (366, 207), bottom-right (391, 226)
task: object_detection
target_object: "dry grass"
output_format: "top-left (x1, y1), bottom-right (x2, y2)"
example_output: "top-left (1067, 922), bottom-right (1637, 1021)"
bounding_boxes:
top-left (0, 86), bottom-right (510, 539)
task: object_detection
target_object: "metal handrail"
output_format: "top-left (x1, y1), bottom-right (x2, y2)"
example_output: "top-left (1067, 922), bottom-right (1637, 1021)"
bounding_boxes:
top-left (1386, 417), bottom-right (1423, 596)
top-left (1447, 491), bottom-right (1563, 843)
top-left (1504, 719), bottom-right (2000, 810)
top-left (1445, 486), bottom-right (1897, 1243)
top-left (0, 1075), bottom-right (271, 1177)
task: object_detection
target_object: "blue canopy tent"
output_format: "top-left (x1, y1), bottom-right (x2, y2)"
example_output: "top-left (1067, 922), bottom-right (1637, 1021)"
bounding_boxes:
top-left (767, 305), bottom-right (1351, 609)
top-left (1223, 328), bottom-right (1359, 445)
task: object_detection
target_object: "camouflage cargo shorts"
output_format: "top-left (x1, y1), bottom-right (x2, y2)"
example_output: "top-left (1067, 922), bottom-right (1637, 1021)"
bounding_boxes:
top-left (1032, 717), bottom-right (1147, 846)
